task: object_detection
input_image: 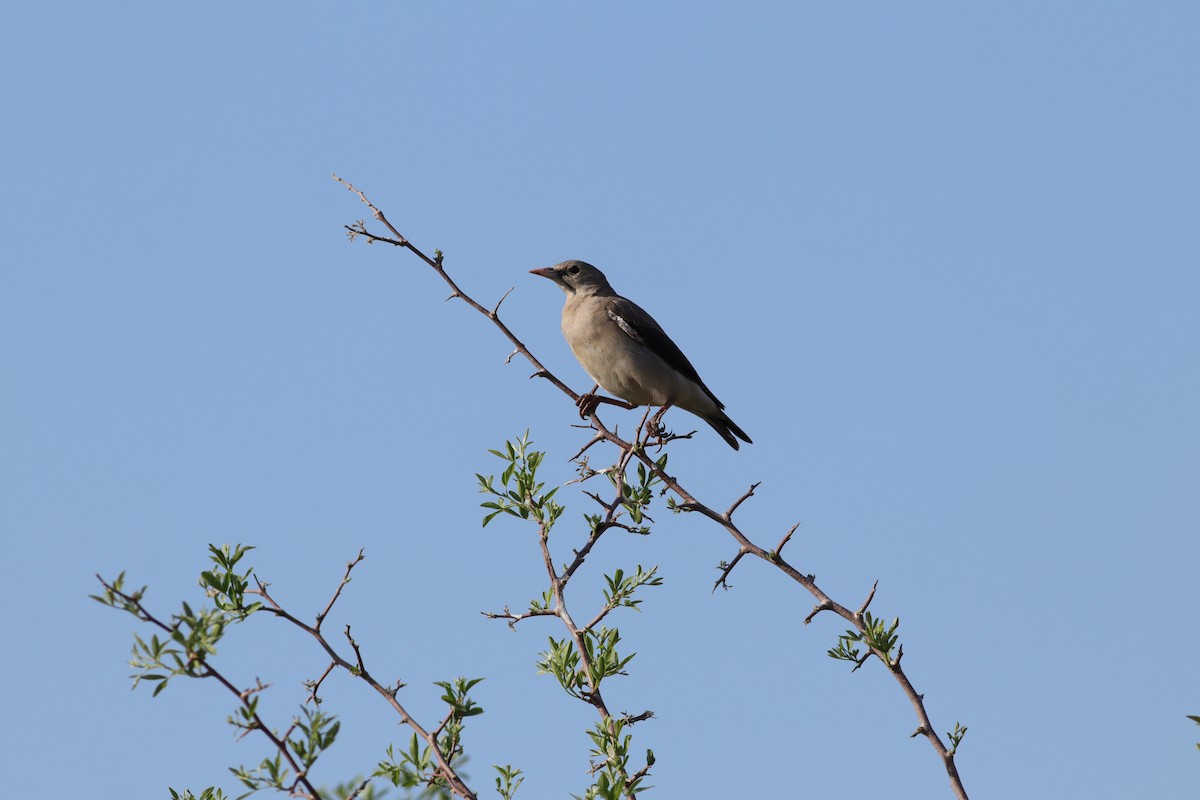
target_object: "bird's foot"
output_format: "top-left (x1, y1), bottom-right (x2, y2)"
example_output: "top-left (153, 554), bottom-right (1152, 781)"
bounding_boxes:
top-left (577, 392), bottom-right (601, 419)
top-left (645, 405), bottom-right (673, 444)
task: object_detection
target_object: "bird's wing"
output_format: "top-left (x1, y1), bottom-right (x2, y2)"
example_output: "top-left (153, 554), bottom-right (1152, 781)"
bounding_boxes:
top-left (605, 296), bottom-right (724, 409)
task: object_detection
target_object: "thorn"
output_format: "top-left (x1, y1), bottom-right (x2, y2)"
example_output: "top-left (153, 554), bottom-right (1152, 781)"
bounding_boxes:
top-left (857, 580), bottom-right (879, 617)
top-left (492, 286), bottom-right (515, 316)
top-left (775, 522), bottom-right (800, 557)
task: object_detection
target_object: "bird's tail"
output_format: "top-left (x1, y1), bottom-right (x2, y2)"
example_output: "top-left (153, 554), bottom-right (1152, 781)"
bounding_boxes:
top-left (705, 412), bottom-right (752, 450)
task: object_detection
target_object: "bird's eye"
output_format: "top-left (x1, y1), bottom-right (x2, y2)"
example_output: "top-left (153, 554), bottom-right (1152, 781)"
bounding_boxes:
top-left (567, 264), bottom-right (581, 276)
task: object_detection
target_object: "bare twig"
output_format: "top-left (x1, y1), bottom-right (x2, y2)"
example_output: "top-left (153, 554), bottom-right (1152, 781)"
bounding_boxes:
top-left (492, 286), bottom-right (515, 316)
top-left (307, 661), bottom-right (337, 705)
top-left (804, 601), bottom-right (833, 625)
top-left (713, 548), bottom-right (749, 592)
top-left (344, 778), bottom-right (373, 800)
top-left (481, 606), bottom-right (557, 631)
top-left (568, 433), bottom-right (606, 463)
top-left (774, 522), bottom-right (799, 558)
top-left (333, 174), bottom-right (578, 403)
top-left (857, 580), bottom-right (879, 618)
top-left (724, 482), bottom-right (761, 520)
top-left (316, 549), bottom-right (364, 632)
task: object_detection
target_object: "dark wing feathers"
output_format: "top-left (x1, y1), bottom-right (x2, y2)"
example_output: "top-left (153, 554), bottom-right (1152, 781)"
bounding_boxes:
top-left (605, 297), bottom-right (725, 410)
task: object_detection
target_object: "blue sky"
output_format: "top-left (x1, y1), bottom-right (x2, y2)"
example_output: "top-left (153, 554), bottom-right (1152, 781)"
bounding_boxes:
top-left (3, 3), bottom-right (1198, 798)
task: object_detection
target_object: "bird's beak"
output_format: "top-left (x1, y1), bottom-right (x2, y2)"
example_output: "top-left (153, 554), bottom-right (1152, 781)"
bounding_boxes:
top-left (529, 267), bottom-right (557, 280)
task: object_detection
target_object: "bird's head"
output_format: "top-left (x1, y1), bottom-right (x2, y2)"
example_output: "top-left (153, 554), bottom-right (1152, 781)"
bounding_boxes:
top-left (529, 260), bottom-right (614, 297)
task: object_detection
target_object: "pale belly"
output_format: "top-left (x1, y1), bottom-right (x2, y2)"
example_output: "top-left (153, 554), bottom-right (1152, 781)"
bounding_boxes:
top-left (571, 336), bottom-right (711, 412)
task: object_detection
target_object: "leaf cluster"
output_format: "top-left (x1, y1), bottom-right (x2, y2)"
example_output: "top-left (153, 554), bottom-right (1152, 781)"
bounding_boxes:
top-left (827, 611), bottom-right (901, 670)
top-left (478, 432), bottom-right (564, 530)
top-left (91, 545), bottom-right (261, 696)
top-left (536, 627), bottom-right (634, 700)
top-left (371, 675), bottom-right (484, 797)
top-left (577, 716), bottom-right (654, 800)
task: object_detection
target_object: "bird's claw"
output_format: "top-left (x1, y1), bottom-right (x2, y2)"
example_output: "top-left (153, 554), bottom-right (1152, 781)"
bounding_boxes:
top-left (577, 392), bottom-right (600, 419)
top-left (643, 406), bottom-right (672, 446)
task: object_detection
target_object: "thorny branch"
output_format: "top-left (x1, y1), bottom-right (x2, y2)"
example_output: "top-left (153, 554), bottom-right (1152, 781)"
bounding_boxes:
top-left (248, 557), bottom-right (477, 800)
top-left (333, 174), bottom-right (577, 402)
top-left (535, 511), bottom-right (637, 789)
top-left (539, 440), bottom-right (644, 796)
top-left (478, 411), bottom-right (652, 796)
top-left (336, 175), bottom-right (969, 800)
top-left (93, 576), bottom-right (325, 800)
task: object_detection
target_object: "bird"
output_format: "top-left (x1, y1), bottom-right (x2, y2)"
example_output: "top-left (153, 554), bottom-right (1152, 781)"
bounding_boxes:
top-left (529, 260), bottom-right (752, 450)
